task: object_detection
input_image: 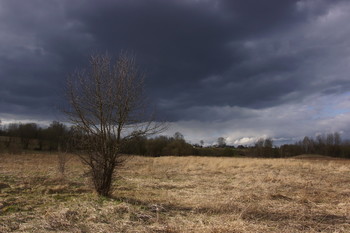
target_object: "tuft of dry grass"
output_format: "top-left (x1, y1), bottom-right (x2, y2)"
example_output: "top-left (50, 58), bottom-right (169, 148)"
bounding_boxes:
top-left (0, 153), bottom-right (349, 232)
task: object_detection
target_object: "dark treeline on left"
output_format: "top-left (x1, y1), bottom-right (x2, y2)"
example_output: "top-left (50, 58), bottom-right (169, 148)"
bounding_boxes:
top-left (0, 121), bottom-right (70, 153)
top-left (0, 123), bottom-right (236, 157)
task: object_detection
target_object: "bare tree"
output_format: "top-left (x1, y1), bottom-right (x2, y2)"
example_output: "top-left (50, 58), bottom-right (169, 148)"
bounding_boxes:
top-left (254, 137), bottom-right (273, 157)
top-left (334, 132), bottom-right (341, 145)
top-left (173, 132), bottom-right (184, 141)
top-left (64, 52), bottom-right (166, 196)
top-left (263, 138), bottom-right (273, 148)
top-left (217, 137), bottom-right (226, 147)
top-left (57, 147), bottom-right (71, 178)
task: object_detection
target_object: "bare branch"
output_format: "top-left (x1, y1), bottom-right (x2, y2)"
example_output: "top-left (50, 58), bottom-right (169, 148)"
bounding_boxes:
top-left (64, 52), bottom-right (167, 196)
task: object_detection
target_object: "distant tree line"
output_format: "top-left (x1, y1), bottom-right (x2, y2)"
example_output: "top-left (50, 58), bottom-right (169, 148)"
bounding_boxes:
top-left (0, 123), bottom-right (236, 157)
top-left (239, 133), bottom-right (350, 158)
top-left (121, 132), bottom-right (236, 157)
top-left (120, 132), bottom-right (350, 158)
top-left (0, 121), bottom-right (349, 158)
top-left (0, 121), bottom-right (70, 153)
top-left (279, 133), bottom-right (350, 158)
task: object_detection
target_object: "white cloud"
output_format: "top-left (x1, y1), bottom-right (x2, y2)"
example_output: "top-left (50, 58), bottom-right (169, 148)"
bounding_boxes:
top-left (161, 92), bottom-right (350, 146)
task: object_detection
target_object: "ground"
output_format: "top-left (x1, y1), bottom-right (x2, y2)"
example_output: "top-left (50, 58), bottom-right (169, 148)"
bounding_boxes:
top-left (0, 153), bottom-right (349, 232)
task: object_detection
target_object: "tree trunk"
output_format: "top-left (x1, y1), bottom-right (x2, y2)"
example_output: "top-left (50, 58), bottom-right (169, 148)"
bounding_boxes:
top-left (92, 161), bottom-right (115, 197)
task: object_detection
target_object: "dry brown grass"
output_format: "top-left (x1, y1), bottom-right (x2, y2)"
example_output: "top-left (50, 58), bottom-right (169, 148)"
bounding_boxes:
top-left (0, 153), bottom-right (349, 232)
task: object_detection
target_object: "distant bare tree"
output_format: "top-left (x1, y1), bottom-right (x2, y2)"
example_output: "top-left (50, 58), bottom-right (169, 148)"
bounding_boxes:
top-left (18, 123), bottom-right (39, 150)
top-left (45, 121), bottom-right (68, 151)
top-left (255, 138), bottom-right (264, 148)
top-left (326, 133), bottom-right (334, 146)
top-left (334, 132), bottom-right (341, 145)
top-left (57, 145), bottom-right (71, 178)
top-left (255, 137), bottom-right (273, 157)
top-left (302, 136), bottom-right (314, 154)
top-left (263, 138), bottom-right (273, 148)
top-left (173, 132), bottom-right (184, 141)
top-left (217, 137), bottom-right (226, 147)
top-left (64, 52), bottom-right (166, 196)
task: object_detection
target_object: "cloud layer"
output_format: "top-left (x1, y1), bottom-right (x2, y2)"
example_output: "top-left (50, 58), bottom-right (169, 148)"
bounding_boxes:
top-left (1, 0), bottom-right (350, 144)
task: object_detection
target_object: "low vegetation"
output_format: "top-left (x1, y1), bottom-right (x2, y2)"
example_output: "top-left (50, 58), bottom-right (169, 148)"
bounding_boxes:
top-left (1, 153), bottom-right (349, 232)
top-left (1, 123), bottom-right (350, 159)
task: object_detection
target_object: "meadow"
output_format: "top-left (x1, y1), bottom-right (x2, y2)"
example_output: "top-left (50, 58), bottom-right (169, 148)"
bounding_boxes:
top-left (0, 153), bottom-right (349, 232)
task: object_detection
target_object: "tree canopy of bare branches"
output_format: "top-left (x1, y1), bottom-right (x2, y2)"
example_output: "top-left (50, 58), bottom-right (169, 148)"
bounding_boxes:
top-left (64, 52), bottom-right (166, 196)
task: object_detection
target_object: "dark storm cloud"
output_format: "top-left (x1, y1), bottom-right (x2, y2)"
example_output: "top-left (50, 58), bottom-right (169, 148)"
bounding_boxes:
top-left (0, 0), bottom-right (350, 124)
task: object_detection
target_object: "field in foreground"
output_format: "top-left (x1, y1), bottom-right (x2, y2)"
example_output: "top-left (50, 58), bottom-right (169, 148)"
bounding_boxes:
top-left (0, 154), bottom-right (349, 232)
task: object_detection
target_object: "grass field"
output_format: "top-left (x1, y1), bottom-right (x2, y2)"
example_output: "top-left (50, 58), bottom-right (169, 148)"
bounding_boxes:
top-left (0, 153), bottom-right (349, 232)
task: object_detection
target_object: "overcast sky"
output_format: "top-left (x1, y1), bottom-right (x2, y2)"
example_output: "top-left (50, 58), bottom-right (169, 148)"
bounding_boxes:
top-left (1, 0), bottom-right (350, 145)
